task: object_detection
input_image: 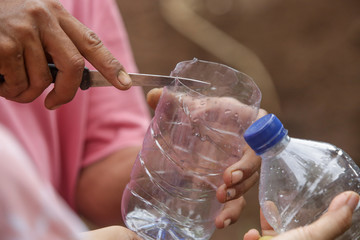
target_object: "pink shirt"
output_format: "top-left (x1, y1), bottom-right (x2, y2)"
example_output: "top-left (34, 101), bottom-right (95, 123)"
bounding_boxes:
top-left (0, 0), bottom-right (150, 209)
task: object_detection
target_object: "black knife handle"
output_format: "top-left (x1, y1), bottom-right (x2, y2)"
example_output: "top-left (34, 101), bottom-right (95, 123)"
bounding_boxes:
top-left (48, 63), bottom-right (91, 90)
top-left (0, 64), bottom-right (91, 90)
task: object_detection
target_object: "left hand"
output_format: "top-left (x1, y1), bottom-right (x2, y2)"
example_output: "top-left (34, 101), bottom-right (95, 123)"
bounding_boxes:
top-left (243, 191), bottom-right (360, 240)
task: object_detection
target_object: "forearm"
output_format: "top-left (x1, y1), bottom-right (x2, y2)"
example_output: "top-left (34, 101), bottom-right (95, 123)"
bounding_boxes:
top-left (75, 146), bottom-right (140, 227)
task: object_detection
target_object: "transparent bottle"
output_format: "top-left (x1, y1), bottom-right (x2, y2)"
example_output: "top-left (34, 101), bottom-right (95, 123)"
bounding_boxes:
top-left (121, 59), bottom-right (262, 240)
top-left (244, 114), bottom-right (360, 239)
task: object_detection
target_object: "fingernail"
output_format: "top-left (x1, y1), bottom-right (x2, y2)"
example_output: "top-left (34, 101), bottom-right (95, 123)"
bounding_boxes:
top-left (226, 188), bottom-right (236, 200)
top-left (231, 170), bottom-right (243, 184)
top-left (223, 219), bottom-right (231, 228)
top-left (346, 192), bottom-right (360, 211)
top-left (117, 70), bottom-right (132, 86)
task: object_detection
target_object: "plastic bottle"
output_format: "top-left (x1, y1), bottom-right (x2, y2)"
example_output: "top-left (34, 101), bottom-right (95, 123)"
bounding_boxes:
top-left (243, 114), bottom-right (360, 239)
top-left (121, 59), bottom-right (261, 240)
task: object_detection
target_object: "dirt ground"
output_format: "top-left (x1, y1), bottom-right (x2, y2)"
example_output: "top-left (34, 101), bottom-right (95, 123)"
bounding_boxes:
top-left (115, 0), bottom-right (360, 239)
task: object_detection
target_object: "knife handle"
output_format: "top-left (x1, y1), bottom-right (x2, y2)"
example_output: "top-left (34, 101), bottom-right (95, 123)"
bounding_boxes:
top-left (0, 64), bottom-right (92, 90)
top-left (48, 64), bottom-right (91, 90)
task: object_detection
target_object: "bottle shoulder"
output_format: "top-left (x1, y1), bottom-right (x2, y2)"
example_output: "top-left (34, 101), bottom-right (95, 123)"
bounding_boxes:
top-left (261, 136), bottom-right (347, 162)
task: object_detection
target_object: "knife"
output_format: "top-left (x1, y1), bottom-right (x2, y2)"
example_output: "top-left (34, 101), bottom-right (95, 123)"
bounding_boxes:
top-left (0, 64), bottom-right (210, 90)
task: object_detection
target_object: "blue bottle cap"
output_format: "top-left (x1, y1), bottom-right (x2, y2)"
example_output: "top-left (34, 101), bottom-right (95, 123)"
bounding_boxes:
top-left (244, 114), bottom-right (288, 155)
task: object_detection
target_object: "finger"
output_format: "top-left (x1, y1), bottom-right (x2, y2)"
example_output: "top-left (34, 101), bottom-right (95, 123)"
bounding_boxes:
top-left (260, 209), bottom-right (277, 237)
top-left (217, 172), bottom-right (259, 203)
top-left (243, 229), bottom-right (261, 240)
top-left (274, 191), bottom-right (359, 240)
top-left (215, 196), bottom-right (246, 229)
top-left (41, 23), bottom-right (85, 109)
top-left (0, 37), bottom-right (28, 99)
top-left (222, 147), bottom-right (261, 187)
top-left (256, 109), bottom-right (268, 120)
top-left (146, 88), bottom-right (163, 110)
top-left (58, 11), bottom-right (131, 89)
top-left (10, 37), bottom-right (52, 102)
top-left (219, 171), bottom-right (259, 203)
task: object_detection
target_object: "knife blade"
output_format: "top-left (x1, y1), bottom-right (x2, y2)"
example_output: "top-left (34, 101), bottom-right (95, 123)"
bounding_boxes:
top-left (52, 64), bottom-right (210, 90)
top-left (0, 64), bottom-right (210, 90)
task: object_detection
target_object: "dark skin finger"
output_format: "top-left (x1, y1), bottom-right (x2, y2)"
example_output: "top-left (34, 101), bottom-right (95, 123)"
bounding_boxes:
top-left (58, 7), bottom-right (132, 89)
top-left (0, 37), bottom-right (28, 99)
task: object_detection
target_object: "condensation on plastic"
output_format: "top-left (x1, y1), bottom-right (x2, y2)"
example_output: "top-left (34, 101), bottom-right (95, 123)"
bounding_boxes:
top-left (0, 125), bottom-right (87, 240)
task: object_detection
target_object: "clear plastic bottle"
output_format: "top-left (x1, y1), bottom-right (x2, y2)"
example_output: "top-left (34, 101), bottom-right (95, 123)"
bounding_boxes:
top-left (121, 59), bottom-right (261, 240)
top-left (244, 114), bottom-right (360, 239)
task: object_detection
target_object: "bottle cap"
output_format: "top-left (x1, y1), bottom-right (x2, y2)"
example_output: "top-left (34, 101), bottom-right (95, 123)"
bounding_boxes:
top-left (244, 114), bottom-right (288, 155)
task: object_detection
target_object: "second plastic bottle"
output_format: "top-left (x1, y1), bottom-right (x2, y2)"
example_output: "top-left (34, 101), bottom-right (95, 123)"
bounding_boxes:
top-left (244, 114), bottom-right (360, 239)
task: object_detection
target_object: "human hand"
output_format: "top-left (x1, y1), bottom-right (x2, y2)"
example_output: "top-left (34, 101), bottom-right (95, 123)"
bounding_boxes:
top-left (243, 191), bottom-right (360, 240)
top-left (215, 109), bottom-right (267, 229)
top-left (80, 226), bottom-right (143, 240)
top-left (0, 0), bottom-right (131, 109)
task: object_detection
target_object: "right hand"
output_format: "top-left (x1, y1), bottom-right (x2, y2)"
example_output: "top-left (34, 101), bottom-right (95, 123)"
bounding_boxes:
top-left (80, 226), bottom-right (143, 240)
top-left (244, 191), bottom-right (360, 240)
top-left (0, 0), bottom-right (132, 109)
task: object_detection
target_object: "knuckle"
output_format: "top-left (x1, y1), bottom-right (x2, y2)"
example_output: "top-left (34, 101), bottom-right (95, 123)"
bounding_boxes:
top-left (83, 29), bottom-right (103, 50)
top-left (47, 0), bottom-right (66, 13)
top-left (25, 1), bottom-right (50, 18)
top-left (0, 40), bottom-right (21, 57)
top-left (13, 23), bottom-right (37, 41)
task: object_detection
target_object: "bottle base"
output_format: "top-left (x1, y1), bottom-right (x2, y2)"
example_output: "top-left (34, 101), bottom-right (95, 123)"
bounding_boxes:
top-left (124, 208), bottom-right (212, 240)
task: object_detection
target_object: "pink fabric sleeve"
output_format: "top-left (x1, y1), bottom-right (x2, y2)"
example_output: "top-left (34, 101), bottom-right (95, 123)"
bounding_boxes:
top-left (0, 125), bottom-right (86, 240)
top-left (74, 0), bottom-right (151, 167)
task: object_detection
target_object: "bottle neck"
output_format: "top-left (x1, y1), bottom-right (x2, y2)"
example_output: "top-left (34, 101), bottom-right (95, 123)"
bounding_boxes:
top-left (259, 135), bottom-right (290, 159)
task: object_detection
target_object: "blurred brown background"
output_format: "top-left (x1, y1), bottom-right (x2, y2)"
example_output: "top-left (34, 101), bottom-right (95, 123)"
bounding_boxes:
top-left (116, 0), bottom-right (360, 239)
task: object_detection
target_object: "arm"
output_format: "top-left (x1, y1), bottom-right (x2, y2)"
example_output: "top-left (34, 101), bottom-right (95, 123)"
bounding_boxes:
top-left (0, 0), bottom-right (131, 109)
top-left (76, 146), bottom-right (140, 227)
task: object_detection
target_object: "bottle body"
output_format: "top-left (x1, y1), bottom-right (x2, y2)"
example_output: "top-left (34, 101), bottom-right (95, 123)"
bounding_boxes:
top-left (259, 136), bottom-right (360, 239)
top-left (121, 59), bottom-right (261, 240)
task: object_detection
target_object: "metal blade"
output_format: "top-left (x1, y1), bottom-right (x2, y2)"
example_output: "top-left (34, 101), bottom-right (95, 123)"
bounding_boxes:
top-left (89, 71), bottom-right (210, 88)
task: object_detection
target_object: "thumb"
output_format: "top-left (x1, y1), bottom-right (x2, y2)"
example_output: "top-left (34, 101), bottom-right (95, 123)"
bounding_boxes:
top-left (273, 191), bottom-right (359, 240)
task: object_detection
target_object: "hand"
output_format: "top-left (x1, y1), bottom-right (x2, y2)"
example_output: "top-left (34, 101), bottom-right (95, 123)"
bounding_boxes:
top-left (80, 226), bottom-right (143, 240)
top-left (243, 191), bottom-right (360, 240)
top-left (215, 109), bottom-right (267, 228)
top-left (0, 0), bottom-right (131, 109)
